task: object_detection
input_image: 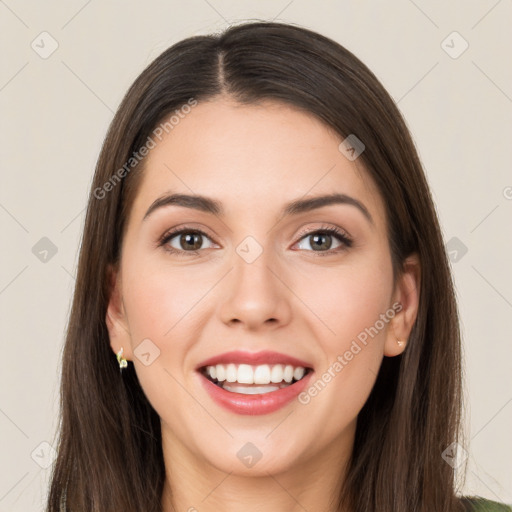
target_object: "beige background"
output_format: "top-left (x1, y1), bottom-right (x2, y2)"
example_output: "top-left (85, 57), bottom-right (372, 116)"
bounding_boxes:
top-left (1, 1), bottom-right (511, 510)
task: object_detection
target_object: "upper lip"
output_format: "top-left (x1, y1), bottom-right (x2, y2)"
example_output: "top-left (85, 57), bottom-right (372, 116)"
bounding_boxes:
top-left (195, 350), bottom-right (314, 370)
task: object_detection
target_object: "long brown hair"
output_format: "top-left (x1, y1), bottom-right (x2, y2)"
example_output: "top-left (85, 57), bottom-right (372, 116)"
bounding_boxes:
top-left (47, 21), bottom-right (467, 512)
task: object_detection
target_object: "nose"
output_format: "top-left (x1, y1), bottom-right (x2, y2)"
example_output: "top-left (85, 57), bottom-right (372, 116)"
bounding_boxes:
top-left (218, 251), bottom-right (293, 331)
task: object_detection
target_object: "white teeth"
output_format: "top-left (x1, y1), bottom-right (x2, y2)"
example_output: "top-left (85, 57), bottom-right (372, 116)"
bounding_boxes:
top-left (226, 363), bottom-right (237, 382)
top-left (203, 363), bottom-right (309, 385)
top-left (293, 367), bottom-right (305, 380)
top-left (223, 384), bottom-right (281, 395)
top-left (283, 365), bottom-right (294, 383)
top-left (270, 364), bottom-right (284, 383)
top-left (237, 364), bottom-right (253, 384)
top-left (253, 364), bottom-right (271, 384)
top-left (215, 364), bottom-right (226, 382)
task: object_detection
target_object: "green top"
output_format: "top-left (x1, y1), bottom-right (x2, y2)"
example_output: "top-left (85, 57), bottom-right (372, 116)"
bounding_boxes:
top-left (462, 497), bottom-right (512, 511)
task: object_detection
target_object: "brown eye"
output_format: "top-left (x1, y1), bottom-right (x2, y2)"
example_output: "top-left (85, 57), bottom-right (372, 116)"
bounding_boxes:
top-left (160, 228), bottom-right (216, 254)
top-left (177, 232), bottom-right (203, 251)
top-left (309, 233), bottom-right (333, 251)
top-left (295, 228), bottom-right (352, 253)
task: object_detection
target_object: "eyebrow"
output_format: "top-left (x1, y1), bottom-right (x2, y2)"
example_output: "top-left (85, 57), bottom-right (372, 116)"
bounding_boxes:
top-left (142, 191), bottom-right (373, 224)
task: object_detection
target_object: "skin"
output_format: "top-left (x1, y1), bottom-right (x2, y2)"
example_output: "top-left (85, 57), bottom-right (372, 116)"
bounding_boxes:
top-left (106, 97), bottom-right (420, 512)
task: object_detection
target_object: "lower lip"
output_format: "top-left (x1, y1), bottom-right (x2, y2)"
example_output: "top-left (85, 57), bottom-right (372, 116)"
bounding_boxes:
top-left (198, 370), bottom-right (314, 415)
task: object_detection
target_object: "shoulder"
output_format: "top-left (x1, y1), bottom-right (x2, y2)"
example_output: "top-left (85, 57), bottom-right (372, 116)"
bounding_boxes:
top-left (460, 496), bottom-right (512, 511)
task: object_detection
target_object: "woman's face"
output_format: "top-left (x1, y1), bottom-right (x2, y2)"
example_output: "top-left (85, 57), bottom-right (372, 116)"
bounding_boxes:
top-left (107, 97), bottom-right (419, 477)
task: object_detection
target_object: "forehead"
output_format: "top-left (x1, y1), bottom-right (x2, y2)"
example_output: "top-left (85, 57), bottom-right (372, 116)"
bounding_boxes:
top-left (130, 98), bottom-right (385, 226)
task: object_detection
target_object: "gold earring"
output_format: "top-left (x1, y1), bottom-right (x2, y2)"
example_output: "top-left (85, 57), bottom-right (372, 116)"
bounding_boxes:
top-left (397, 339), bottom-right (405, 347)
top-left (116, 347), bottom-right (128, 373)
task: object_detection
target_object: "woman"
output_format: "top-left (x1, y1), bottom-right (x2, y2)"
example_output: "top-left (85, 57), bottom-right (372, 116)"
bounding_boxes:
top-left (46, 21), bottom-right (510, 512)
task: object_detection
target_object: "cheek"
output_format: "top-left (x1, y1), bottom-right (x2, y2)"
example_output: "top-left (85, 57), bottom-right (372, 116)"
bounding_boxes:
top-left (295, 253), bottom-right (393, 344)
top-left (293, 250), bottom-right (393, 400)
top-left (119, 257), bottom-right (207, 421)
top-left (122, 255), bottom-right (212, 341)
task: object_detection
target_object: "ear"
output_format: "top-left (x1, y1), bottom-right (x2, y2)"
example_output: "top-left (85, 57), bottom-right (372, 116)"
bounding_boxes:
top-left (105, 263), bottom-right (133, 360)
top-left (384, 253), bottom-right (421, 357)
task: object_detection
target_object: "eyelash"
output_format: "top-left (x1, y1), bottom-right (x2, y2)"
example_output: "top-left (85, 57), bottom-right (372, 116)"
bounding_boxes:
top-left (157, 225), bottom-right (353, 257)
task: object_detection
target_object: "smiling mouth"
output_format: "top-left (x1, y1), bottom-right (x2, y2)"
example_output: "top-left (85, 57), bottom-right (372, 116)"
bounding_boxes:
top-left (199, 364), bottom-right (313, 395)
